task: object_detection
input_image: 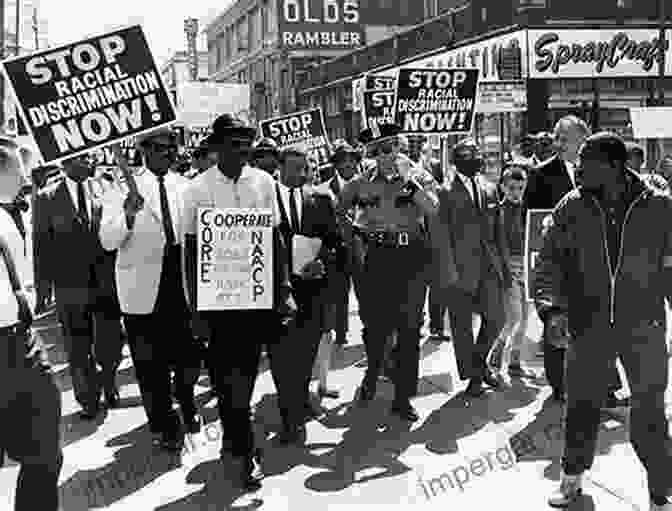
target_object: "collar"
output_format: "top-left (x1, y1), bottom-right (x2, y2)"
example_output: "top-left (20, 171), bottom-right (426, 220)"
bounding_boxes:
top-left (65, 175), bottom-right (89, 188)
top-left (213, 164), bottom-right (254, 183)
top-left (369, 165), bottom-right (402, 183)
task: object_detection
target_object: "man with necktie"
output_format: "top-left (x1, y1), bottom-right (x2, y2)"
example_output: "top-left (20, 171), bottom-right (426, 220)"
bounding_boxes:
top-left (432, 139), bottom-right (510, 398)
top-left (35, 153), bottom-right (123, 419)
top-left (100, 128), bottom-right (201, 451)
top-left (273, 146), bottom-right (341, 444)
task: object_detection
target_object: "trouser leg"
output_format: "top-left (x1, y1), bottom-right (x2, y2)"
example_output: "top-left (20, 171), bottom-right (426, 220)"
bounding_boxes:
top-left (428, 281), bottom-right (445, 334)
top-left (474, 274), bottom-right (505, 377)
top-left (544, 341), bottom-right (566, 396)
top-left (61, 304), bottom-right (99, 410)
top-left (617, 323), bottom-right (672, 498)
top-left (2, 366), bottom-right (63, 511)
top-left (92, 300), bottom-right (124, 393)
top-left (562, 340), bottom-right (611, 475)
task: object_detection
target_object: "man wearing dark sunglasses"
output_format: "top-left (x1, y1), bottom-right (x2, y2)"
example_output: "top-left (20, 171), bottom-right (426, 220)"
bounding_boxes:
top-left (338, 124), bottom-right (439, 422)
top-left (100, 128), bottom-right (203, 452)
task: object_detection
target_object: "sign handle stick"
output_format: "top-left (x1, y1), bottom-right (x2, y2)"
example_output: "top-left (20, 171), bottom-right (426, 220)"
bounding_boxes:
top-left (111, 144), bottom-right (142, 199)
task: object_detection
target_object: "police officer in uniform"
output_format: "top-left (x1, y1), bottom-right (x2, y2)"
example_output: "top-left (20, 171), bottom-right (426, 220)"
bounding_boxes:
top-left (339, 123), bottom-right (439, 421)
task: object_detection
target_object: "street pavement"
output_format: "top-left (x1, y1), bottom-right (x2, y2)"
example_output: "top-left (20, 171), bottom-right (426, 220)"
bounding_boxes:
top-left (1, 293), bottom-right (671, 511)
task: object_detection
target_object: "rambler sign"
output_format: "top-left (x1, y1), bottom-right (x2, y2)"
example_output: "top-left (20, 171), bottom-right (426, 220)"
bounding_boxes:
top-left (528, 28), bottom-right (672, 78)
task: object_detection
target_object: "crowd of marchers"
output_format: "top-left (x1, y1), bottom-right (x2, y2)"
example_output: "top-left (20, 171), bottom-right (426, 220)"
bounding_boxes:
top-left (1, 111), bottom-right (671, 511)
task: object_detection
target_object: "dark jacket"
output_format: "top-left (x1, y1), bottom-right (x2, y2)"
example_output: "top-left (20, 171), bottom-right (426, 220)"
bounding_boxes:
top-left (524, 154), bottom-right (574, 211)
top-left (34, 179), bottom-right (117, 310)
top-left (534, 170), bottom-right (672, 335)
top-left (432, 173), bottom-right (510, 294)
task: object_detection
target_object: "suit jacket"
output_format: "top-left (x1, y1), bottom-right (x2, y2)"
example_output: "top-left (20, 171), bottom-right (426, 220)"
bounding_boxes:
top-left (99, 170), bottom-right (190, 314)
top-left (275, 183), bottom-right (341, 331)
top-left (432, 173), bottom-right (509, 294)
top-left (524, 154), bottom-right (575, 211)
top-left (35, 179), bottom-right (117, 309)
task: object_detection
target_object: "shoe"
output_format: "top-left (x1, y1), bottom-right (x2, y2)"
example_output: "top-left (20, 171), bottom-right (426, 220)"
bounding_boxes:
top-left (317, 386), bottom-right (340, 399)
top-left (277, 425), bottom-right (306, 446)
top-left (160, 433), bottom-right (184, 452)
top-left (390, 401), bottom-right (419, 422)
top-left (482, 371), bottom-right (502, 389)
top-left (104, 388), bottom-right (120, 408)
top-left (464, 379), bottom-right (485, 398)
top-left (602, 393), bottom-right (631, 411)
top-left (650, 495), bottom-right (672, 510)
top-left (488, 342), bottom-right (504, 371)
top-left (356, 384), bottom-right (375, 403)
top-left (184, 414), bottom-right (202, 434)
top-left (229, 452), bottom-right (264, 491)
top-left (552, 390), bottom-right (567, 403)
top-left (78, 404), bottom-right (100, 421)
top-left (548, 472), bottom-right (583, 508)
top-left (507, 363), bottom-right (534, 379)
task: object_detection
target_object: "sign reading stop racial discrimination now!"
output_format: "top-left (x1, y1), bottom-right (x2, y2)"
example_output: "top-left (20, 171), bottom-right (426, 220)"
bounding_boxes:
top-left (394, 68), bottom-right (479, 135)
top-left (259, 107), bottom-right (331, 168)
top-left (1, 25), bottom-right (176, 164)
top-left (524, 209), bottom-right (554, 302)
top-left (197, 208), bottom-right (274, 311)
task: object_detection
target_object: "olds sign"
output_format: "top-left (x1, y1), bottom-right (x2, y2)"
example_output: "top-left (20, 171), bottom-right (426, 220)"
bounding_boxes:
top-left (277, 0), bottom-right (365, 50)
top-left (528, 29), bottom-right (672, 78)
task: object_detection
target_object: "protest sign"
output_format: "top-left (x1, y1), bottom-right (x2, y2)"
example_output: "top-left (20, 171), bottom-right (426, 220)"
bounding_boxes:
top-left (362, 89), bottom-right (396, 128)
top-left (197, 208), bottom-right (274, 311)
top-left (365, 75), bottom-right (395, 91)
top-left (394, 68), bottom-right (479, 135)
top-left (259, 107), bottom-right (331, 168)
top-left (1, 25), bottom-right (177, 164)
top-left (177, 82), bottom-right (249, 129)
top-left (524, 209), bottom-right (554, 301)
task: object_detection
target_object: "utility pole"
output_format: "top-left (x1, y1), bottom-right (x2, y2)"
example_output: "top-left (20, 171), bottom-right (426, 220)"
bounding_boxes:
top-left (14, 0), bottom-right (18, 56)
top-left (184, 18), bottom-right (199, 82)
top-left (32, 7), bottom-right (37, 50)
top-left (658, 0), bottom-right (666, 105)
top-left (0, 0), bottom-right (5, 127)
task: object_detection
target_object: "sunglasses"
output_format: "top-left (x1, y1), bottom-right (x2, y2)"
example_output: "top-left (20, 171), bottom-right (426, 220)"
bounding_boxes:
top-left (148, 142), bottom-right (178, 153)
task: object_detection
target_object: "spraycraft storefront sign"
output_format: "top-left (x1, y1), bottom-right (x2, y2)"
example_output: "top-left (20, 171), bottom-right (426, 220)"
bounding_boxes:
top-left (528, 28), bottom-right (672, 78)
top-left (277, 0), bottom-right (365, 49)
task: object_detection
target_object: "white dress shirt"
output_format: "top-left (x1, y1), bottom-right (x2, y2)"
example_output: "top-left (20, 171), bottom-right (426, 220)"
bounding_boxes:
top-left (0, 208), bottom-right (22, 327)
top-left (65, 175), bottom-right (93, 220)
top-left (564, 159), bottom-right (578, 188)
top-left (276, 182), bottom-right (303, 230)
top-left (456, 171), bottom-right (478, 204)
top-left (182, 164), bottom-right (279, 237)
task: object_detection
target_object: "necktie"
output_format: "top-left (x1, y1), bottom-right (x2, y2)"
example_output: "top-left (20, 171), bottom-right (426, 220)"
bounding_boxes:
top-left (157, 175), bottom-right (176, 246)
top-left (468, 176), bottom-right (481, 211)
top-left (76, 180), bottom-right (90, 227)
top-left (289, 187), bottom-right (300, 233)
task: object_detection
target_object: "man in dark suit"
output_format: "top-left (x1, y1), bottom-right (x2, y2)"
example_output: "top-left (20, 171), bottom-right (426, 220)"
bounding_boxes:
top-left (420, 142), bottom-right (443, 184)
top-left (432, 139), bottom-right (510, 398)
top-left (273, 146), bottom-right (341, 443)
top-left (524, 115), bottom-right (627, 407)
top-left (317, 139), bottom-right (362, 347)
top-left (35, 154), bottom-right (123, 419)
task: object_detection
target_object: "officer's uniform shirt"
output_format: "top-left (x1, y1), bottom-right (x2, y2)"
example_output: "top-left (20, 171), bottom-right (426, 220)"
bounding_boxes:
top-left (339, 155), bottom-right (438, 234)
top-left (0, 208), bottom-right (22, 327)
top-left (182, 164), bottom-right (279, 237)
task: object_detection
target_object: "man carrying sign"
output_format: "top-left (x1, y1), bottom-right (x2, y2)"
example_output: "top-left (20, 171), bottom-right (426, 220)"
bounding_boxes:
top-left (99, 128), bottom-right (202, 452)
top-left (182, 114), bottom-right (296, 491)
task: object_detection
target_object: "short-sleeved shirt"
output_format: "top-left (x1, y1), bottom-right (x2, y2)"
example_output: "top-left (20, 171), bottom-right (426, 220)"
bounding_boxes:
top-left (339, 158), bottom-right (438, 233)
top-left (182, 164), bottom-right (279, 236)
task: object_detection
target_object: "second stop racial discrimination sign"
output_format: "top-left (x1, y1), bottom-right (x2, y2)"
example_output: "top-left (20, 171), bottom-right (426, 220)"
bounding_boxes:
top-left (394, 68), bottom-right (479, 135)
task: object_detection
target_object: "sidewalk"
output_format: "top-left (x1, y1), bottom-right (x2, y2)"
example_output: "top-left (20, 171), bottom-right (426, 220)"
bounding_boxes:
top-left (0, 296), bottom-right (667, 510)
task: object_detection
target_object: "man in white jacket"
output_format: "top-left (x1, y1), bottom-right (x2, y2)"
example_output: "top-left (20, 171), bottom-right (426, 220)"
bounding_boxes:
top-left (99, 128), bottom-right (202, 451)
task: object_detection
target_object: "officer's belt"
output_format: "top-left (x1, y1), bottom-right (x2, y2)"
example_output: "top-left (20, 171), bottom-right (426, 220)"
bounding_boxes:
top-left (353, 226), bottom-right (425, 248)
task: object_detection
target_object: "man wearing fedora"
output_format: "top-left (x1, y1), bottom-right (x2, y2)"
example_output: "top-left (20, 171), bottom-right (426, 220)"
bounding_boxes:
top-left (100, 128), bottom-right (202, 451)
top-left (183, 114), bottom-right (296, 490)
top-left (338, 123), bottom-right (439, 421)
top-left (316, 139), bottom-right (363, 347)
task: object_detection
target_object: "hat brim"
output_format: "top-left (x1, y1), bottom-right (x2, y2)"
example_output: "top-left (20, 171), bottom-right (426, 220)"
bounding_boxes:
top-left (330, 149), bottom-right (362, 163)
